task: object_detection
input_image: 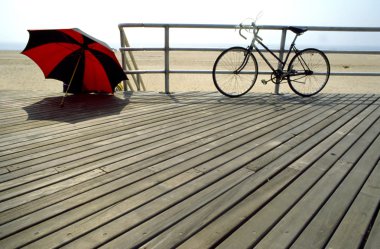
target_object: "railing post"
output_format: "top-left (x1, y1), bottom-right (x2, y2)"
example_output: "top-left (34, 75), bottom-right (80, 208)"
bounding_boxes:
top-left (119, 26), bottom-right (143, 92)
top-left (275, 28), bottom-right (287, 95)
top-left (119, 27), bottom-right (128, 91)
top-left (164, 25), bottom-right (170, 94)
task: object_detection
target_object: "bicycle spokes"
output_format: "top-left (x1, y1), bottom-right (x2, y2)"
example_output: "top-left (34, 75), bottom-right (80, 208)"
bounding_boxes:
top-left (213, 47), bottom-right (258, 97)
top-left (287, 48), bottom-right (330, 96)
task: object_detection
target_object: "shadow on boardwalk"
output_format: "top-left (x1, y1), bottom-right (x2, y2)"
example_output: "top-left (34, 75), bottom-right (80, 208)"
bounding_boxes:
top-left (23, 93), bottom-right (131, 123)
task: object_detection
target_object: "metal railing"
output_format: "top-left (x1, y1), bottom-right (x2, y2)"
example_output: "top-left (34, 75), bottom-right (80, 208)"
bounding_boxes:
top-left (119, 23), bottom-right (380, 94)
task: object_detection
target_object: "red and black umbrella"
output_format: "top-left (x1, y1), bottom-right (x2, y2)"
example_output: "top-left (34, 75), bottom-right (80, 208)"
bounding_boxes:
top-left (22, 28), bottom-right (127, 102)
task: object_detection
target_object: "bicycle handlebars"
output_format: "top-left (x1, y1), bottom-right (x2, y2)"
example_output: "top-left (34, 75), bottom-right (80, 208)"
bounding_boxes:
top-left (238, 25), bottom-right (247, 40)
top-left (238, 22), bottom-right (263, 42)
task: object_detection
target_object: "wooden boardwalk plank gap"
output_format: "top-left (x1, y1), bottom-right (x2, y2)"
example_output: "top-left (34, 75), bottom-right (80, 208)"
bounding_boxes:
top-left (0, 91), bottom-right (379, 249)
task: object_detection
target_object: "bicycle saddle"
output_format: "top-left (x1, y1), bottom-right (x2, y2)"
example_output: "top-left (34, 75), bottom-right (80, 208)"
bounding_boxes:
top-left (288, 26), bottom-right (308, 35)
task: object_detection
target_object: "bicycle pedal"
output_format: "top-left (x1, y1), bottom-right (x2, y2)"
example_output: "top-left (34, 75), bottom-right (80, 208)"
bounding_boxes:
top-left (261, 79), bottom-right (268, 85)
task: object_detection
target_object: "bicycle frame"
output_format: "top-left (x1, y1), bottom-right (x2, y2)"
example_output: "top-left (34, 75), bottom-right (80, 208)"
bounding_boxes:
top-left (248, 32), bottom-right (300, 73)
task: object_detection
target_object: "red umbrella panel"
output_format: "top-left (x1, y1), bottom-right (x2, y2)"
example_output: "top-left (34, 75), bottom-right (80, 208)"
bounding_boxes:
top-left (22, 28), bottom-right (127, 94)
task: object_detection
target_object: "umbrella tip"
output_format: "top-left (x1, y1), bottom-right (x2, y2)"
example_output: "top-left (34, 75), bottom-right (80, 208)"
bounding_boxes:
top-left (60, 96), bottom-right (65, 107)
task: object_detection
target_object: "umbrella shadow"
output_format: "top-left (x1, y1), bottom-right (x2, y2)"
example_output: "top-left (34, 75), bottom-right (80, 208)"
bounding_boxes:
top-left (23, 93), bottom-right (131, 124)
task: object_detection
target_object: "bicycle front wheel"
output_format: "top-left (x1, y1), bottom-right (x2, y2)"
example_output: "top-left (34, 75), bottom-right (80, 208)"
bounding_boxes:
top-left (287, 48), bottom-right (330, 97)
top-left (213, 47), bottom-right (258, 97)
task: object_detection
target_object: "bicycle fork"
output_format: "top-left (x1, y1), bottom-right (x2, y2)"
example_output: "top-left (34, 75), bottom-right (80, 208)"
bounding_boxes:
top-left (234, 50), bottom-right (251, 74)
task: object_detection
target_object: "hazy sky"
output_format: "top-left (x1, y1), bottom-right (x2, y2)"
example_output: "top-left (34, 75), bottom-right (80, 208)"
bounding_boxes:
top-left (1, 0), bottom-right (379, 49)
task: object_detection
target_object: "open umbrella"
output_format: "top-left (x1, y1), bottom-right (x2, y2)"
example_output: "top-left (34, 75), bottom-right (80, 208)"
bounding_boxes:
top-left (21, 28), bottom-right (127, 106)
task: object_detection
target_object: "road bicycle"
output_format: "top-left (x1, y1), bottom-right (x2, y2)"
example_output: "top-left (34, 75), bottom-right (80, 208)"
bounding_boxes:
top-left (212, 22), bottom-right (330, 97)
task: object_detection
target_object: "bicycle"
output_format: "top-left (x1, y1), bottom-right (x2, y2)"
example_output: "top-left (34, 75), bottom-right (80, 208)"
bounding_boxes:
top-left (212, 22), bottom-right (330, 97)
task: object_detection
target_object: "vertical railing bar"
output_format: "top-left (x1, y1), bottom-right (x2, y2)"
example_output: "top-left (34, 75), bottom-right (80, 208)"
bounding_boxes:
top-left (119, 27), bottom-right (146, 91)
top-left (164, 25), bottom-right (170, 94)
top-left (275, 28), bottom-right (287, 95)
top-left (119, 27), bottom-right (129, 91)
top-left (124, 32), bottom-right (144, 91)
top-left (119, 28), bottom-right (137, 91)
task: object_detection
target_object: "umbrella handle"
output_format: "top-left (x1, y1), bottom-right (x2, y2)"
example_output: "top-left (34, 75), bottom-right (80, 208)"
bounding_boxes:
top-left (60, 54), bottom-right (82, 107)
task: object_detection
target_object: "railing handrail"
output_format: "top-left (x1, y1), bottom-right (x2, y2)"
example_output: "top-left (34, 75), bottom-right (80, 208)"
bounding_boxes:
top-left (119, 23), bottom-right (380, 32)
top-left (118, 23), bottom-right (380, 94)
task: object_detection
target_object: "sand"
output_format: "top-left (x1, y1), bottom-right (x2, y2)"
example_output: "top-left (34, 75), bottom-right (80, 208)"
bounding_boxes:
top-left (1, 50), bottom-right (379, 94)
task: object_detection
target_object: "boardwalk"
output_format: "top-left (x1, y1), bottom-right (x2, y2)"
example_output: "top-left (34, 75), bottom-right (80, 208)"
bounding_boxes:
top-left (0, 90), bottom-right (379, 249)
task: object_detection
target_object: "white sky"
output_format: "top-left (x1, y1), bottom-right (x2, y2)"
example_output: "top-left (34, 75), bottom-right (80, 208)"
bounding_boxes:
top-left (1, 0), bottom-right (379, 49)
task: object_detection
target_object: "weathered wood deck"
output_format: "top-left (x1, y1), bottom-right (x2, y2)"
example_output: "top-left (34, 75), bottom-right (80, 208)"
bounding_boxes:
top-left (0, 90), bottom-right (379, 249)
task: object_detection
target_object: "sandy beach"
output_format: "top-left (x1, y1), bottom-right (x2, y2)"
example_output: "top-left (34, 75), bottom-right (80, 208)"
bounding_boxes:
top-left (1, 50), bottom-right (379, 94)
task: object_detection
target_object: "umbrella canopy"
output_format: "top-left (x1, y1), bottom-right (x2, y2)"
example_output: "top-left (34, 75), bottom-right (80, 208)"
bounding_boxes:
top-left (22, 28), bottom-right (127, 94)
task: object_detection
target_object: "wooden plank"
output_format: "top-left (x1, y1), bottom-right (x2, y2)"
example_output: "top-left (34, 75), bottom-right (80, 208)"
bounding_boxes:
top-left (0, 91), bottom-right (379, 249)
top-left (0, 94), bottom-right (334, 246)
top-left (323, 160), bottom-right (380, 249)
top-left (126, 97), bottom-right (380, 249)
top-left (245, 95), bottom-right (376, 173)
top-left (0, 101), bottom-right (240, 171)
top-left (216, 99), bottom-right (380, 248)
top-left (3, 102), bottom-right (255, 205)
top-left (176, 169), bottom-right (300, 249)
top-left (0, 96), bottom-right (131, 129)
top-left (0, 168), bottom-right (9, 175)
top-left (0, 102), bottom-right (165, 147)
top-left (0, 91), bottom-right (214, 145)
top-left (0, 169), bottom-right (106, 214)
top-left (2, 96), bottom-right (258, 166)
top-left (0, 93), bottom-right (326, 195)
top-left (0, 102), bottom-right (208, 159)
top-left (0, 95), bottom-right (306, 226)
top-left (0, 93), bottom-right (232, 151)
top-left (252, 113), bottom-right (380, 249)
top-left (290, 134), bottom-right (380, 249)
top-left (247, 95), bottom-right (375, 172)
top-left (1, 92), bottom-right (267, 157)
top-left (2, 93), bottom-right (296, 195)
top-left (364, 202), bottom-right (380, 249)
top-left (0, 92), bottom-right (318, 209)
top-left (34, 95), bottom-right (372, 247)
top-left (0, 93), bottom-right (312, 220)
top-left (90, 169), bottom-right (255, 249)
top-left (0, 168), bottom-right (254, 248)
top-left (0, 94), bottom-right (207, 150)
top-left (177, 99), bottom-right (380, 249)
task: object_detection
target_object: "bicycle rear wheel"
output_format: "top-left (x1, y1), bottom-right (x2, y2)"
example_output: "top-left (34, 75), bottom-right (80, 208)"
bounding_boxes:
top-left (213, 47), bottom-right (258, 97)
top-left (287, 48), bottom-right (330, 97)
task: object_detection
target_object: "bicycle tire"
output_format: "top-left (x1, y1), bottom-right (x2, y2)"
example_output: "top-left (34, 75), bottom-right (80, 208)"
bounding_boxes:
top-left (213, 46), bottom-right (258, 97)
top-left (287, 48), bottom-right (330, 97)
